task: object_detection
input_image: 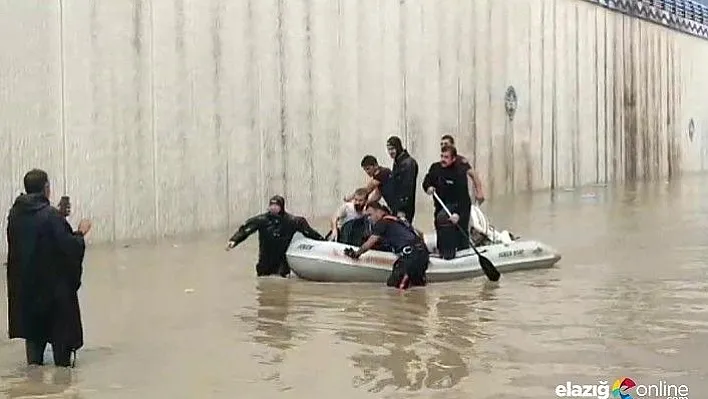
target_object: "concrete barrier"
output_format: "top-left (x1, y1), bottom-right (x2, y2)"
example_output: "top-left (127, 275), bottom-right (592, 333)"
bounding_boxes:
top-left (2, 0), bottom-right (708, 249)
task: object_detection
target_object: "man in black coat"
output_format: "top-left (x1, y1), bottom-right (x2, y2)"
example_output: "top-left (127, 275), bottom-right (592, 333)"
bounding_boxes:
top-left (6, 169), bottom-right (91, 367)
top-left (386, 136), bottom-right (419, 223)
top-left (422, 145), bottom-right (472, 259)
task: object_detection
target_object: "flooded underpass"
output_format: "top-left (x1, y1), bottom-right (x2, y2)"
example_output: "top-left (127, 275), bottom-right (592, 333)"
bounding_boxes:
top-left (2, 175), bottom-right (708, 398)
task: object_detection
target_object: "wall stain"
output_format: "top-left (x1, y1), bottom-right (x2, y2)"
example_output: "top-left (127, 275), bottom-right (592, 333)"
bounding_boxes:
top-left (487, 0), bottom-right (495, 196)
top-left (666, 38), bottom-right (683, 178)
top-left (622, 18), bottom-right (638, 182)
top-left (304, 0), bottom-right (315, 214)
top-left (90, 1), bottom-right (100, 136)
top-left (173, 0), bottom-right (192, 228)
top-left (594, 8), bottom-right (600, 184)
top-left (245, 0), bottom-right (260, 209)
top-left (211, 0), bottom-right (224, 225)
top-left (331, 0), bottom-right (343, 201)
top-left (522, 140), bottom-right (533, 192)
top-left (539, 0), bottom-right (546, 185)
top-left (550, 0), bottom-right (557, 190)
top-left (133, 0), bottom-right (144, 144)
top-left (276, 0), bottom-right (288, 197)
top-left (602, 11), bottom-right (609, 184)
top-left (399, 0), bottom-right (409, 146)
top-left (572, 5), bottom-right (580, 187)
top-left (653, 32), bottom-right (662, 178)
top-left (611, 18), bottom-right (620, 183)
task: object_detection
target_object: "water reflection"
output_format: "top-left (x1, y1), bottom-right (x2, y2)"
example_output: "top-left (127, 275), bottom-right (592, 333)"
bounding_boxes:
top-left (333, 283), bottom-right (499, 393)
top-left (241, 279), bottom-right (298, 352)
top-left (0, 367), bottom-right (79, 398)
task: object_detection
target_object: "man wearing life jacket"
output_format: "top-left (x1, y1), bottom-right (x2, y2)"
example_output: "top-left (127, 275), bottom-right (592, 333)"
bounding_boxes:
top-left (343, 201), bottom-right (429, 290)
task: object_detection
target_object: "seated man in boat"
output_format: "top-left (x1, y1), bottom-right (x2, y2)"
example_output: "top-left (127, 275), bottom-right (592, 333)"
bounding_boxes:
top-left (225, 195), bottom-right (326, 277)
top-left (328, 187), bottom-right (370, 246)
top-left (343, 201), bottom-right (429, 290)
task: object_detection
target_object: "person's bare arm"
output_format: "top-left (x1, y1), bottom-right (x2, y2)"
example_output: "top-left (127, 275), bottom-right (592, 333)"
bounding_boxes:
top-left (330, 203), bottom-right (347, 235)
top-left (367, 188), bottom-right (382, 204)
top-left (344, 179), bottom-right (380, 201)
top-left (350, 235), bottom-right (381, 258)
top-left (467, 169), bottom-right (485, 203)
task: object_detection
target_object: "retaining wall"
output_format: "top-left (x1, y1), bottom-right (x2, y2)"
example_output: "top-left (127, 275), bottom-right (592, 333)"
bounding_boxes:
top-left (2, 0), bottom-right (708, 250)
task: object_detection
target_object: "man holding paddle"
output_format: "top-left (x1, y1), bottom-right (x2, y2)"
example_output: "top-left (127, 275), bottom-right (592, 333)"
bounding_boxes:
top-left (422, 145), bottom-right (500, 281)
top-left (422, 145), bottom-right (473, 259)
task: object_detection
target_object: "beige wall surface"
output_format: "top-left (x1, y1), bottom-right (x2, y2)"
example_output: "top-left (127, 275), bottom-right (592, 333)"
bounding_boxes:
top-left (2, 0), bottom-right (708, 250)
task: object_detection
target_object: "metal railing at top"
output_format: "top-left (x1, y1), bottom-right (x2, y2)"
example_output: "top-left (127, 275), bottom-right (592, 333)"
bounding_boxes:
top-left (584, 0), bottom-right (708, 40)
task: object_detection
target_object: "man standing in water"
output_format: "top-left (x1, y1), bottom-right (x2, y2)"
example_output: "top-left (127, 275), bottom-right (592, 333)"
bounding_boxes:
top-left (386, 136), bottom-right (419, 223)
top-left (344, 201), bottom-right (429, 290)
top-left (440, 134), bottom-right (485, 205)
top-left (6, 169), bottom-right (91, 367)
top-left (225, 195), bottom-right (326, 277)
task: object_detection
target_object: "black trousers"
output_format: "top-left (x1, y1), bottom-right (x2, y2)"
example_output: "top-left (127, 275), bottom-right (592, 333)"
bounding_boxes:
top-left (25, 340), bottom-right (72, 367)
top-left (386, 246), bottom-right (429, 289)
top-left (256, 255), bottom-right (290, 277)
top-left (434, 209), bottom-right (470, 259)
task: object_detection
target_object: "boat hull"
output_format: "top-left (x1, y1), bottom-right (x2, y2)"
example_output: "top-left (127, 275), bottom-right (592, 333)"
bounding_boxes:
top-left (285, 232), bottom-right (561, 283)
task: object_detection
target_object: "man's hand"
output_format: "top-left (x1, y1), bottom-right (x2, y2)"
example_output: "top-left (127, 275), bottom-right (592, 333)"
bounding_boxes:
top-left (344, 247), bottom-right (360, 259)
top-left (77, 219), bottom-right (92, 235)
top-left (426, 187), bottom-right (435, 196)
top-left (449, 213), bottom-right (460, 224)
top-left (225, 241), bottom-right (236, 251)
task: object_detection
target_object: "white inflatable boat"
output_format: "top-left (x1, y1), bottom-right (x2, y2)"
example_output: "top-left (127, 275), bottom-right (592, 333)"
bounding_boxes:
top-left (286, 232), bottom-right (561, 283)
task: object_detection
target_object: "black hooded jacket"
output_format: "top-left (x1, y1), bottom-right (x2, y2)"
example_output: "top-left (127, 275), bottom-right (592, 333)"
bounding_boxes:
top-left (6, 193), bottom-right (86, 349)
top-left (229, 196), bottom-right (325, 261)
top-left (391, 150), bottom-right (419, 212)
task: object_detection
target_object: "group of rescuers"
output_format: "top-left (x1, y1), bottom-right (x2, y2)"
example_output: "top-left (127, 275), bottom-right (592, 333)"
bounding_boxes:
top-left (226, 135), bottom-right (515, 290)
top-left (3, 135), bottom-right (511, 369)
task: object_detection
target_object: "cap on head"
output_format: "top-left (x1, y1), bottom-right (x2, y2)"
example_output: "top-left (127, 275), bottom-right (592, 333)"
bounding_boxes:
top-left (23, 169), bottom-right (49, 195)
top-left (269, 195), bottom-right (285, 209)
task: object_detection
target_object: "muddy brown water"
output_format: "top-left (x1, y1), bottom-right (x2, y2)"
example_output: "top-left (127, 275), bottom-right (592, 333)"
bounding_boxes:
top-left (2, 176), bottom-right (708, 398)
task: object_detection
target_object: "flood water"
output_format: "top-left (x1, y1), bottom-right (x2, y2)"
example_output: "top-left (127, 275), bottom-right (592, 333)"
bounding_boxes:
top-left (2, 176), bottom-right (708, 398)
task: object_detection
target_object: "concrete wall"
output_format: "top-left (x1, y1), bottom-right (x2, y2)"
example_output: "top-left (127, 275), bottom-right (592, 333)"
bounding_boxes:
top-left (2, 0), bottom-right (708, 250)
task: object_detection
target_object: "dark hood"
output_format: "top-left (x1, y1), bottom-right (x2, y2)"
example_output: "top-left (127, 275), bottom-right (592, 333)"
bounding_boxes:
top-left (269, 195), bottom-right (286, 215)
top-left (10, 193), bottom-right (50, 215)
top-left (387, 136), bottom-right (404, 154)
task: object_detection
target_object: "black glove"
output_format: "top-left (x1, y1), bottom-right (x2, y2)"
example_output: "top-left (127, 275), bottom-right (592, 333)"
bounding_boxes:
top-left (344, 247), bottom-right (360, 259)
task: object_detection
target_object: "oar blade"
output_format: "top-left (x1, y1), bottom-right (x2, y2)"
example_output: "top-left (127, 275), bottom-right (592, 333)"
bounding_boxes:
top-left (478, 255), bottom-right (501, 282)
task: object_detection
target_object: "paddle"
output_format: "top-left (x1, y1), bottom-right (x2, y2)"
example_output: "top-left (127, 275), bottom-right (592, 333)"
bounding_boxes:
top-left (432, 191), bottom-right (501, 282)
